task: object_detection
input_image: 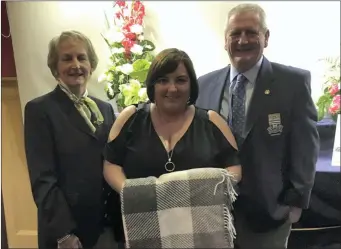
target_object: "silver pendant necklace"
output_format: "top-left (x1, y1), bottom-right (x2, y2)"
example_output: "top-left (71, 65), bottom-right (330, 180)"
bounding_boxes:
top-left (164, 148), bottom-right (176, 172)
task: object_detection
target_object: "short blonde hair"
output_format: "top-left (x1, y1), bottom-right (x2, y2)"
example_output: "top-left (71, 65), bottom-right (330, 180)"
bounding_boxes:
top-left (225, 3), bottom-right (268, 35)
top-left (47, 30), bottom-right (98, 78)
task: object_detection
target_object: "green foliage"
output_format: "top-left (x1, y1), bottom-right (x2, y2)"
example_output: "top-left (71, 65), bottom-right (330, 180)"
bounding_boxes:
top-left (316, 56), bottom-right (340, 120)
top-left (130, 59), bottom-right (151, 82)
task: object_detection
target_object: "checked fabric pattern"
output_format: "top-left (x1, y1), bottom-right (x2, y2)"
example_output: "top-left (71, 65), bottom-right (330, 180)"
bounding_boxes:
top-left (120, 168), bottom-right (237, 248)
top-left (229, 74), bottom-right (247, 147)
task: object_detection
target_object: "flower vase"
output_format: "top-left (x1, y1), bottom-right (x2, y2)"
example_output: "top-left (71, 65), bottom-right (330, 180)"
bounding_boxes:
top-left (323, 105), bottom-right (336, 123)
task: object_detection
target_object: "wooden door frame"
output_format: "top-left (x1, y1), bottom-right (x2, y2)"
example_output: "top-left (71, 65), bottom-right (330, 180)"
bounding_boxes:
top-left (1, 78), bottom-right (12, 249)
top-left (1, 78), bottom-right (38, 248)
top-left (1, 79), bottom-right (14, 249)
top-left (2, 191), bottom-right (9, 249)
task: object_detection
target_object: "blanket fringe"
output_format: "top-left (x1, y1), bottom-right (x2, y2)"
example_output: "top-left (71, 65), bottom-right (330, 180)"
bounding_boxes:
top-left (213, 169), bottom-right (238, 247)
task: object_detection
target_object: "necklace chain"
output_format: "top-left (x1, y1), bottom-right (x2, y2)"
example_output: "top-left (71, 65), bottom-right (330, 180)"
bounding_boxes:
top-left (165, 147), bottom-right (176, 172)
top-left (167, 148), bottom-right (174, 161)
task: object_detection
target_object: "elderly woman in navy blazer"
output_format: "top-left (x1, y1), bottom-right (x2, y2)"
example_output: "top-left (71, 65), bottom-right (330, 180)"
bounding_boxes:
top-left (24, 31), bottom-right (117, 249)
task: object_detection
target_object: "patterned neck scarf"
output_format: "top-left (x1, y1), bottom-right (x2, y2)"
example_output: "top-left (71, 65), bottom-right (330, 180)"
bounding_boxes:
top-left (58, 82), bottom-right (104, 133)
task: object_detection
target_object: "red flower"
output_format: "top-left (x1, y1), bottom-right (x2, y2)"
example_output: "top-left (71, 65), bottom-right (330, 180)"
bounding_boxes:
top-left (329, 94), bottom-right (341, 114)
top-left (115, 12), bottom-right (121, 19)
top-left (113, 0), bottom-right (145, 29)
top-left (138, 8), bottom-right (145, 18)
top-left (329, 83), bottom-right (340, 96)
top-left (125, 32), bottom-right (136, 40)
top-left (122, 18), bottom-right (135, 32)
top-left (115, 1), bottom-right (126, 7)
top-left (135, 16), bottom-right (143, 25)
top-left (133, 1), bottom-right (144, 12)
top-left (132, 1), bottom-right (145, 21)
top-left (122, 23), bottom-right (131, 32)
top-left (122, 38), bottom-right (135, 50)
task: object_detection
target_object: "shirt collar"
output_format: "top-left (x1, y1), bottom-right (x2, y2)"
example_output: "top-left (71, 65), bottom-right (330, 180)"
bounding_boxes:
top-left (230, 55), bottom-right (264, 85)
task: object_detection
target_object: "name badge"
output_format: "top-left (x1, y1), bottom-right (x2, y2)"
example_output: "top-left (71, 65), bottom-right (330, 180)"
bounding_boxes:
top-left (267, 113), bottom-right (283, 136)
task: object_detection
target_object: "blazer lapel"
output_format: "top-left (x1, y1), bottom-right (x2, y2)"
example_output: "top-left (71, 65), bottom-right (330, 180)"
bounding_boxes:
top-left (211, 66), bottom-right (230, 112)
top-left (52, 86), bottom-right (98, 139)
top-left (91, 98), bottom-right (106, 139)
top-left (244, 58), bottom-right (275, 138)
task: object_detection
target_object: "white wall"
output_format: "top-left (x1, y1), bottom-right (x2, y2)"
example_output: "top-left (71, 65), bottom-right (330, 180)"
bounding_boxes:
top-left (143, 1), bottom-right (242, 75)
top-left (7, 1), bottom-right (340, 115)
top-left (7, 1), bottom-right (114, 112)
top-left (260, 1), bottom-right (340, 101)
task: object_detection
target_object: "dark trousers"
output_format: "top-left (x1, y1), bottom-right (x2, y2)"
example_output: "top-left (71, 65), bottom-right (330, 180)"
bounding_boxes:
top-left (234, 210), bottom-right (292, 249)
top-left (93, 228), bottom-right (120, 249)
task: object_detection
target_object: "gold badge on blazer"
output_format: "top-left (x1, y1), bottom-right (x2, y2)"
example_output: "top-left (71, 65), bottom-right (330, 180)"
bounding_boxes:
top-left (267, 113), bottom-right (283, 136)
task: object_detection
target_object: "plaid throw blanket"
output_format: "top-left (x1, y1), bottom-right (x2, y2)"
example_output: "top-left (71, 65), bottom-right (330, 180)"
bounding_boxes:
top-left (120, 168), bottom-right (237, 248)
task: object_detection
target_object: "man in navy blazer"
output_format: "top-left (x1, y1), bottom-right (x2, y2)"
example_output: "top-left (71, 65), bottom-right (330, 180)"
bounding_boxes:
top-left (196, 3), bottom-right (319, 248)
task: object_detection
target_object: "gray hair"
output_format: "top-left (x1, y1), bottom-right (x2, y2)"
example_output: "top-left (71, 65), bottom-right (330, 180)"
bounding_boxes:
top-left (47, 30), bottom-right (98, 78)
top-left (224, 3), bottom-right (268, 35)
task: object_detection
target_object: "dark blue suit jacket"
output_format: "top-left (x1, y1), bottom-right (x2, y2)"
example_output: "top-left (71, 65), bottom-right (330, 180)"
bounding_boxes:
top-left (196, 57), bottom-right (319, 231)
top-left (24, 86), bottom-right (116, 248)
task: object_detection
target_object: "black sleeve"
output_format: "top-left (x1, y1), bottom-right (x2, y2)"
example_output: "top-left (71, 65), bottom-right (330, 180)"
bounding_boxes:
top-left (24, 101), bottom-right (77, 241)
top-left (211, 122), bottom-right (241, 167)
top-left (103, 112), bottom-right (137, 166)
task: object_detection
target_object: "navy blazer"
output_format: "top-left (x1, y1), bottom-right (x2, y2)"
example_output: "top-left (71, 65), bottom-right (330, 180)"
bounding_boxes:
top-left (196, 57), bottom-right (319, 232)
top-left (24, 86), bottom-right (116, 248)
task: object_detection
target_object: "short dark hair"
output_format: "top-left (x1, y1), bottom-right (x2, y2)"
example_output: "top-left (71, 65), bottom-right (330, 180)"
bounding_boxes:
top-left (146, 48), bottom-right (199, 105)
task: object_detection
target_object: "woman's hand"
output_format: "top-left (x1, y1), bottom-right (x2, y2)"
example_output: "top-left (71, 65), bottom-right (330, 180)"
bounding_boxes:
top-left (227, 166), bottom-right (242, 183)
top-left (288, 206), bottom-right (302, 223)
top-left (57, 234), bottom-right (82, 249)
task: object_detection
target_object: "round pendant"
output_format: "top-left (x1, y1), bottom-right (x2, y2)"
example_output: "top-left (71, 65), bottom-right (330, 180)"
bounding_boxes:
top-left (164, 161), bottom-right (176, 172)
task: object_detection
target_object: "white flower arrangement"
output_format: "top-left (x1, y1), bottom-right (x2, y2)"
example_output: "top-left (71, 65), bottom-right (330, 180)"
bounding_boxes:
top-left (98, 0), bottom-right (155, 110)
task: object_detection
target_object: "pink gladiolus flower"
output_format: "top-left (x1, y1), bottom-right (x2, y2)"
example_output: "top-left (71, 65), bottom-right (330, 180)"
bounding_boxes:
top-left (329, 94), bottom-right (340, 114)
top-left (329, 83), bottom-right (340, 96)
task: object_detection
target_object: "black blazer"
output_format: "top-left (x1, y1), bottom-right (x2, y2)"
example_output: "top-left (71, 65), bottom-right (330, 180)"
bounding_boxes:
top-left (24, 86), bottom-right (116, 248)
top-left (196, 57), bottom-right (319, 232)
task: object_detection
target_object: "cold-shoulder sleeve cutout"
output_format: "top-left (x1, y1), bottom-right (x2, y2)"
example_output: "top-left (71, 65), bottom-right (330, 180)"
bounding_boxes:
top-left (208, 110), bottom-right (240, 167)
top-left (104, 105), bottom-right (137, 166)
top-left (108, 105), bottom-right (137, 142)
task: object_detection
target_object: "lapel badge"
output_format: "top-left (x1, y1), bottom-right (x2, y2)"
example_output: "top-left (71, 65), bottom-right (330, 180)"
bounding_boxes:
top-left (265, 89), bottom-right (270, 95)
top-left (267, 113), bottom-right (283, 136)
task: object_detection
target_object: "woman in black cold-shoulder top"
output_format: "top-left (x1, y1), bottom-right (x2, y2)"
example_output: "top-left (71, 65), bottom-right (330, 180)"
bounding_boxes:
top-left (103, 48), bottom-right (242, 243)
